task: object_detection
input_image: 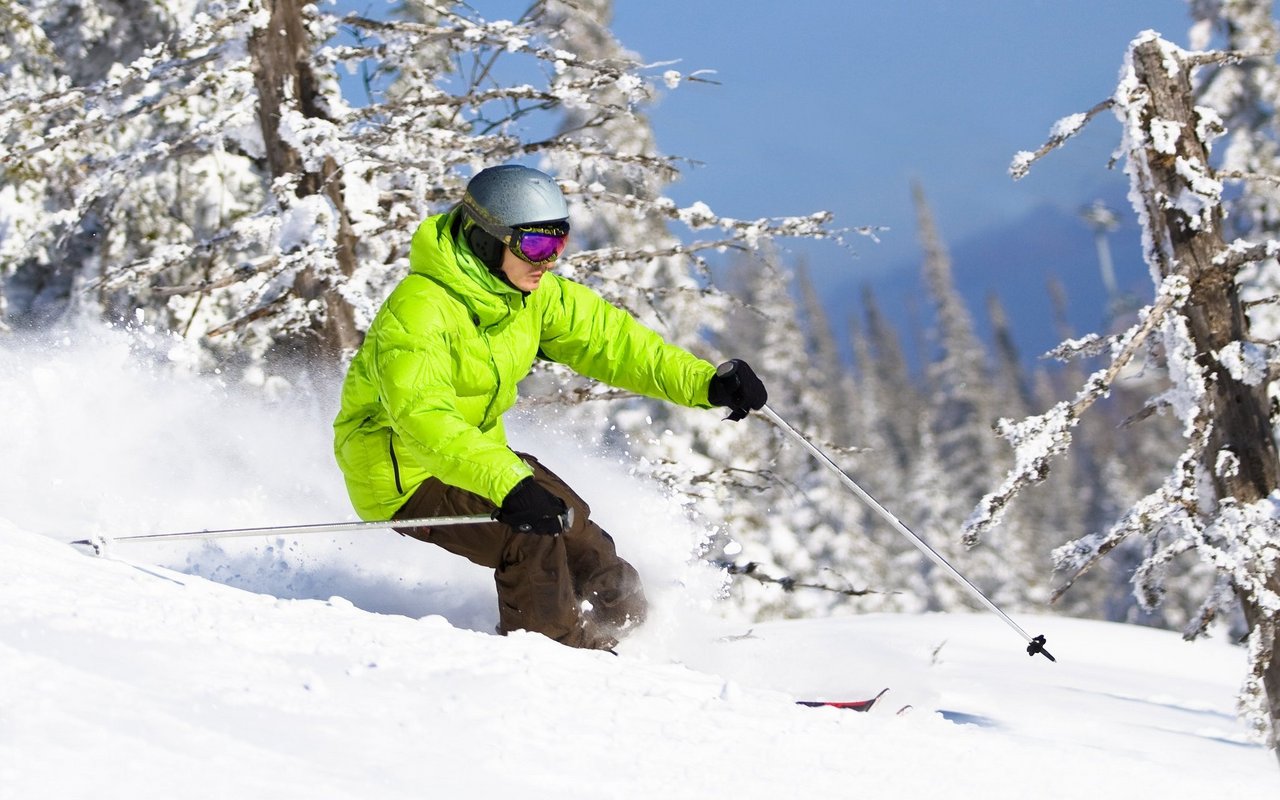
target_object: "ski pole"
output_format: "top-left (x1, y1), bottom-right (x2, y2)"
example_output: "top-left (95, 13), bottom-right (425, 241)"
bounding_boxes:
top-left (70, 509), bottom-right (572, 555)
top-left (757, 402), bottom-right (1055, 662)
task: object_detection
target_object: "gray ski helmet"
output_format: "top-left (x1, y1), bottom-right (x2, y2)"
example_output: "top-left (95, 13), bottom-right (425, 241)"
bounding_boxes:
top-left (459, 165), bottom-right (569, 239)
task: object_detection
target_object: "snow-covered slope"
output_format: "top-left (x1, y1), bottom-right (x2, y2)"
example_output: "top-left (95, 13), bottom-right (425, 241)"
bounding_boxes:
top-left (2, 522), bottom-right (1275, 799)
top-left (1, 327), bottom-right (1277, 798)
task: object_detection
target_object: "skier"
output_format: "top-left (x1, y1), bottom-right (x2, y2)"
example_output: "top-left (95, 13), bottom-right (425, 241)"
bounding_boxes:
top-left (333, 164), bottom-right (767, 650)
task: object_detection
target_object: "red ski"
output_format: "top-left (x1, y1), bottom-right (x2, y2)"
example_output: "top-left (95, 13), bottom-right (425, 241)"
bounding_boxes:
top-left (796, 687), bottom-right (890, 712)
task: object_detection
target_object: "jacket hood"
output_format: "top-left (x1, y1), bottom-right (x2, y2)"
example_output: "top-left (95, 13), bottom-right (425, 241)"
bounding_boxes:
top-left (409, 210), bottom-right (524, 327)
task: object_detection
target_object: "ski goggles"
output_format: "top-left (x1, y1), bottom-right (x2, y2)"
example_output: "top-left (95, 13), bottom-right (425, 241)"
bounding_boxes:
top-left (507, 225), bottom-right (569, 266)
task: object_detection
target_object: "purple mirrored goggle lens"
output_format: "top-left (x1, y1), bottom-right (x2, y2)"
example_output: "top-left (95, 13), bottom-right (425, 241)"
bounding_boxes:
top-left (512, 229), bottom-right (569, 264)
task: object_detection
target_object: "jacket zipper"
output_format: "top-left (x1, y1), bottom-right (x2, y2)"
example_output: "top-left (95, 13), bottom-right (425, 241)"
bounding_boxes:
top-left (388, 434), bottom-right (404, 494)
top-left (478, 327), bottom-right (502, 427)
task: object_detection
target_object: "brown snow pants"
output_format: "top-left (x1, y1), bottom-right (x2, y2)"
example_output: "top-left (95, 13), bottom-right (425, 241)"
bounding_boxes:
top-left (393, 452), bottom-right (647, 650)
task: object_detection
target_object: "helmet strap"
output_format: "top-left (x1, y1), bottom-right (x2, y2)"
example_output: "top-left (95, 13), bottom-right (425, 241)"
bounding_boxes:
top-left (463, 217), bottom-right (525, 293)
top-left (464, 219), bottom-right (506, 273)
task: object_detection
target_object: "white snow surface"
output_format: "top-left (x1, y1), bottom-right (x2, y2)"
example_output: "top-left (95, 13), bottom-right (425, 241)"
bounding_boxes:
top-left (1, 325), bottom-right (1277, 798)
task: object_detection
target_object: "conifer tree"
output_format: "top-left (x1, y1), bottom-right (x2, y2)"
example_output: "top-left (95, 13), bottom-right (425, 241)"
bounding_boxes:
top-left (858, 284), bottom-right (920, 480)
top-left (0, 0), bottom-right (62, 328)
top-left (795, 262), bottom-right (857, 447)
top-left (986, 293), bottom-right (1036, 415)
top-left (914, 183), bottom-right (1003, 497)
top-left (692, 254), bottom-right (808, 616)
top-left (911, 183), bottom-right (1024, 610)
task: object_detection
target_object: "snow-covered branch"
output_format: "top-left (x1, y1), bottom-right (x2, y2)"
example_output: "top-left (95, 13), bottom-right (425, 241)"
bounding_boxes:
top-left (716, 560), bottom-right (882, 598)
top-left (1215, 237), bottom-right (1280, 274)
top-left (1183, 47), bottom-right (1279, 68)
top-left (963, 276), bottom-right (1189, 545)
top-left (1009, 99), bottom-right (1114, 180)
top-left (1051, 432), bottom-right (1206, 604)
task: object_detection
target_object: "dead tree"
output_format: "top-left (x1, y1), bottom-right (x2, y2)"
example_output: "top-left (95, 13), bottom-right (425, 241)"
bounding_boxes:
top-left (249, 0), bottom-right (360, 360)
top-left (1127, 34), bottom-right (1280, 762)
top-left (976, 32), bottom-right (1280, 763)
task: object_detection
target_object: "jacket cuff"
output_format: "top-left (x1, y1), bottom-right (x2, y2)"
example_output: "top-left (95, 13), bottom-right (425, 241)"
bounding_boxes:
top-left (492, 459), bottom-right (536, 506)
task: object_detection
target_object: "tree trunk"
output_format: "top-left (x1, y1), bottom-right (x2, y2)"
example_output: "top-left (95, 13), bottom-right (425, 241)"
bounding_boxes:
top-left (249, 0), bottom-right (360, 362)
top-left (1131, 37), bottom-right (1280, 762)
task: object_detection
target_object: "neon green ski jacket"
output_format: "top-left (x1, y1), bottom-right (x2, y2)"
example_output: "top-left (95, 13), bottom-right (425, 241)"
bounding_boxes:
top-left (333, 210), bottom-right (718, 521)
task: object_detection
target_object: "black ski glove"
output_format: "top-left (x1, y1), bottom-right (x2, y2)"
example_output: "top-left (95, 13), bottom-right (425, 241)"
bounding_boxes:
top-left (494, 477), bottom-right (569, 535)
top-left (707, 359), bottom-right (768, 422)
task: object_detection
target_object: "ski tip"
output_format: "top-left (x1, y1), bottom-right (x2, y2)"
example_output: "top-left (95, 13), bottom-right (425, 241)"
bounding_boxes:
top-left (797, 687), bottom-right (890, 712)
top-left (797, 699), bottom-right (875, 711)
top-left (69, 536), bottom-right (108, 557)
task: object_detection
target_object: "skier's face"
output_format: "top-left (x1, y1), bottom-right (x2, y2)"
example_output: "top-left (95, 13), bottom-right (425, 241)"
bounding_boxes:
top-left (500, 247), bottom-right (551, 292)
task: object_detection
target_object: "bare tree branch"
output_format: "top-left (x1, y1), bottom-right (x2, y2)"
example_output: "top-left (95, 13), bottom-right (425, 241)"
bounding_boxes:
top-left (1010, 99), bottom-right (1115, 180)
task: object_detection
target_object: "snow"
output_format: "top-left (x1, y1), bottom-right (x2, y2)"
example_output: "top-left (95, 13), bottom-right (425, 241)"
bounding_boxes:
top-left (1008, 150), bottom-right (1035, 179)
top-left (2, 324), bottom-right (1278, 798)
top-left (1172, 155), bottom-right (1223, 229)
top-left (1049, 111), bottom-right (1087, 140)
top-left (1150, 118), bottom-right (1183, 154)
top-left (278, 194), bottom-right (337, 253)
top-left (1217, 340), bottom-right (1271, 386)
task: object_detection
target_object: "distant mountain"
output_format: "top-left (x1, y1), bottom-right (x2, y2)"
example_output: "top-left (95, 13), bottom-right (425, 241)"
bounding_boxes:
top-left (829, 197), bottom-right (1149, 371)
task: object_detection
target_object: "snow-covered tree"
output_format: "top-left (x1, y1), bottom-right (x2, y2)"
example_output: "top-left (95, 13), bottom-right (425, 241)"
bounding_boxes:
top-left (987, 293), bottom-right (1036, 416)
top-left (915, 184), bottom-right (1004, 498)
top-left (700, 251), bottom-right (891, 619)
top-left (0, 0), bottom-right (62, 328)
top-left (0, 0), bottom-right (835, 376)
top-left (979, 30), bottom-right (1280, 761)
top-left (840, 287), bottom-right (929, 612)
top-left (856, 284), bottom-right (921, 481)
top-left (907, 183), bottom-right (1042, 611)
top-left (0, 0), bottom-right (196, 330)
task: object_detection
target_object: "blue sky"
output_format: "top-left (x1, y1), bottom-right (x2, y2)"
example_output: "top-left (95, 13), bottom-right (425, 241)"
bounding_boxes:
top-left (608, 1), bottom-right (1194, 275)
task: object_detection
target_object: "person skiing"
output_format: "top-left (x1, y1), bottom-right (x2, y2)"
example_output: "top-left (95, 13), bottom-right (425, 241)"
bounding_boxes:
top-left (333, 164), bottom-right (767, 650)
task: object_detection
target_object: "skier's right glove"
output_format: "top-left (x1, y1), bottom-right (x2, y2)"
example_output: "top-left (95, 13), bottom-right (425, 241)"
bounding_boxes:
top-left (708, 359), bottom-right (768, 422)
top-left (494, 478), bottom-right (569, 535)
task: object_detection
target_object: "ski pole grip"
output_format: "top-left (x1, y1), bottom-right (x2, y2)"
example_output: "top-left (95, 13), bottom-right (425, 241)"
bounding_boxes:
top-left (713, 360), bottom-right (749, 421)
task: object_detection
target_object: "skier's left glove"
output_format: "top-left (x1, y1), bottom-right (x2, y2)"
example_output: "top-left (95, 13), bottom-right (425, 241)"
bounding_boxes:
top-left (708, 359), bottom-right (768, 422)
top-left (494, 478), bottom-right (570, 535)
